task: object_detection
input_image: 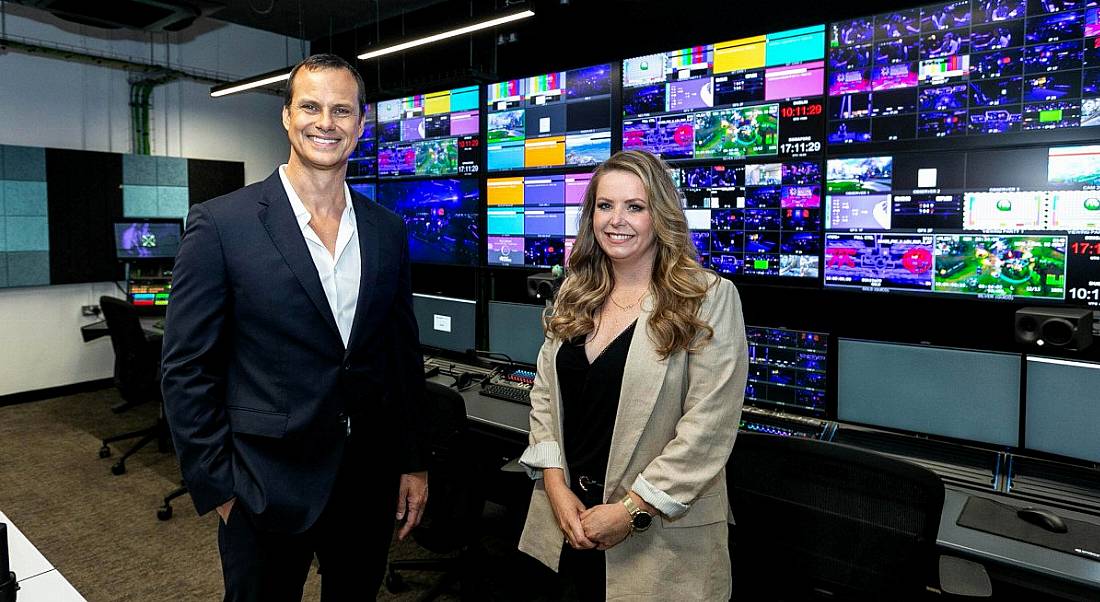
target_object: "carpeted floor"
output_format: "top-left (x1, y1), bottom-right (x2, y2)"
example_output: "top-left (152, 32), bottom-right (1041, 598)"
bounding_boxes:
top-left (0, 389), bottom-right (563, 601)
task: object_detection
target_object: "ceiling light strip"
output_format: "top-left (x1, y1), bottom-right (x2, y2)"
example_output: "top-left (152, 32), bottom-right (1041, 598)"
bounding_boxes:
top-left (210, 71), bottom-right (291, 98)
top-left (357, 9), bottom-right (534, 60)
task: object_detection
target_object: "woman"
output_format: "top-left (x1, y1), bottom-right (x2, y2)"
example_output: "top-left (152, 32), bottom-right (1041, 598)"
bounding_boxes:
top-left (518, 150), bottom-right (749, 600)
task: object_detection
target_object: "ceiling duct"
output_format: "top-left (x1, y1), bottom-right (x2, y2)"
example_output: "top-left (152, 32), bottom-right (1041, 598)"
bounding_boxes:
top-left (9, 0), bottom-right (224, 32)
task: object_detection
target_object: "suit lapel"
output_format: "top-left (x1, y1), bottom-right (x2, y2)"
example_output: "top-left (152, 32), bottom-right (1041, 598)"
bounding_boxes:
top-left (344, 192), bottom-right (379, 356)
top-left (604, 300), bottom-right (669, 494)
top-left (256, 172), bottom-right (342, 341)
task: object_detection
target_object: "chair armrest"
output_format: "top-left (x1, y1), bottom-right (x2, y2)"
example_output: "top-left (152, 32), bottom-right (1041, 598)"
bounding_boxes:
top-left (938, 554), bottom-right (992, 598)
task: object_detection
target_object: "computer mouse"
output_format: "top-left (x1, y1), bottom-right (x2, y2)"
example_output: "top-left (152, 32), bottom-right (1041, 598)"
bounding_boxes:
top-left (1016, 507), bottom-right (1068, 534)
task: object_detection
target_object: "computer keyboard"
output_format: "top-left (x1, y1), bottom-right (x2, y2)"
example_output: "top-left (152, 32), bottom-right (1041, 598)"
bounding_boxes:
top-left (480, 383), bottom-right (531, 405)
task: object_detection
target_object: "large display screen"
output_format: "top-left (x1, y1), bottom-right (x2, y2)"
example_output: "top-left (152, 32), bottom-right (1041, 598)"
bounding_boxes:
top-left (746, 326), bottom-right (829, 418)
top-left (486, 172), bottom-right (592, 268)
top-left (828, 1), bottom-right (1100, 147)
top-left (347, 102), bottom-right (377, 181)
top-left (673, 159), bottom-right (823, 282)
top-left (824, 144), bottom-right (1100, 306)
top-left (486, 64), bottom-right (613, 172)
top-left (376, 178), bottom-right (480, 266)
top-left (377, 86), bottom-right (480, 178)
top-left (622, 25), bottom-right (826, 162)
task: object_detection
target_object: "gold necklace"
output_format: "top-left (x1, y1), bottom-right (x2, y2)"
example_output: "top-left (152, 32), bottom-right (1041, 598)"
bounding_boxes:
top-left (609, 289), bottom-right (647, 311)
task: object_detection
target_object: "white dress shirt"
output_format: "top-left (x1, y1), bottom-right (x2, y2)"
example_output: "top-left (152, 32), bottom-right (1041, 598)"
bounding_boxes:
top-left (278, 165), bottom-right (360, 348)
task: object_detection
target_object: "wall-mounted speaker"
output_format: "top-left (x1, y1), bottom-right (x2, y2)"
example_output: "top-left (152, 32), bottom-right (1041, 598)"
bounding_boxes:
top-left (1014, 307), bottom-right (1094, 350)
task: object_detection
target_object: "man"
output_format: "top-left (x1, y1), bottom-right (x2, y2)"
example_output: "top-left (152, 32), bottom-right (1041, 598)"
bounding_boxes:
top-left (162, 54), bottom-right (428, 601)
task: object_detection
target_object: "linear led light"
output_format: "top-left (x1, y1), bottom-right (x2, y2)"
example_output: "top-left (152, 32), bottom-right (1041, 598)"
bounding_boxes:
top-left (210, 68), bottom-right (292, 98)
top-left (357, 9), bottom-right (534, 60)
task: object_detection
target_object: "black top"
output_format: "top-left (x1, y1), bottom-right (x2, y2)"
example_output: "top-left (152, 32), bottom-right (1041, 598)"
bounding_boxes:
top-left (557, 321), bottom-right (637, 489)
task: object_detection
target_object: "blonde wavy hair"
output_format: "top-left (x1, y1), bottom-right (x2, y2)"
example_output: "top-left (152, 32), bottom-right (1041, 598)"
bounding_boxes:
top-left (545, 150), bottom-right (716, 358)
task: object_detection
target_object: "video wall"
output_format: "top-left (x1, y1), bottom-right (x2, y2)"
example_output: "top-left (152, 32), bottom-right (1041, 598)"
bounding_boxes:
top-left (621, 25), bottom-right (826, 162)
top-left (824, 143), bottom-right (1100, 303)
top-left (486, 172), bottom-right (591, 268)
top-left (342, 3), bottom-right (1100, 311)
top-left (486, 64), bottom-right (613, 171)
top-left (377, 86), bottom-right (480, 178)
top-left (828, 1), bottom-right (1100, 145)
top-left (674, 159), bottom-right (823, 283)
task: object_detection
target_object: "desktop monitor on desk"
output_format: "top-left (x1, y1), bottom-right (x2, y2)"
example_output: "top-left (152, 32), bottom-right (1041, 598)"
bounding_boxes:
top-left (127, 279), bottom-right (171, 309)
top-left (488, 301), bottom-right (546, 366)
top-left (837, 339), bottom-right (1021, 447)
top-left (1024, 356), bottom-right (1100, 464)
top-left (113, 219), bottom-right (183, 261)
top-left (412, 294), bottom-right (477, 356)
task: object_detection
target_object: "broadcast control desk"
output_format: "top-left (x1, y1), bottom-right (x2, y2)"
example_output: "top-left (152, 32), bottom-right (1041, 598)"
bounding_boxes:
top-left (444, 375), bottom-right (1100, 601)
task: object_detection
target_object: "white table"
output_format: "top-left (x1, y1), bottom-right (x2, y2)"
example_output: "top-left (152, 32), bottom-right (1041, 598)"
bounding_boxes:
top-left (0, 511), bottom-right (85, 601)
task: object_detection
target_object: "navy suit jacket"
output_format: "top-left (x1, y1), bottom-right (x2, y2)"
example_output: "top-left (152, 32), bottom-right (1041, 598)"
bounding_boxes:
top-left (161, 170), bottom-right (427, 534)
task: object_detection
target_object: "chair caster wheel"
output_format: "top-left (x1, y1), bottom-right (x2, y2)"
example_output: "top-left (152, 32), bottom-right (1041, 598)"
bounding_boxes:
top-left (99, 445), bottom-right (111, 459)
top-left (111, 462), bottom-right (126, 475)
top-left (157, 505), bottom-right (173, 521)
top-left (384, 570), bottom-right (408, 593)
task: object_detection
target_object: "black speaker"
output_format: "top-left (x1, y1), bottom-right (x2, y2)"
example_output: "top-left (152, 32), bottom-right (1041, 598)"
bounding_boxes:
top-left (1014, 307), bottom-right (1094, 350)
top-left (526, 270), bottom-right (563, 301)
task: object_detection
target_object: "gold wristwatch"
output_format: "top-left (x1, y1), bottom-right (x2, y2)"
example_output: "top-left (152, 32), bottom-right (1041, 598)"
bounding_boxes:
top-left (621, 495), bottom-right (653, 532)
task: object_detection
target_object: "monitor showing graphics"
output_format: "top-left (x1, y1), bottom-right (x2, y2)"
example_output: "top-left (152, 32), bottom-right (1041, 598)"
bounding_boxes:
top-left (824, 144), bottom-right (1100, 306)
top-left (486, 64), bottom-right (613, 171)
top-left (828, 2), bottom-right (1100, 147)
top-left (347, 102), bottom-right (377, 181)
top-left (486, 172), bottom-right (591, 268)
top-left (488, 301), bottom-right (546, 365)
top-left (127, 279), bottom-right (171, 308)
top-left (838, 339), bottom-right (1021, 447)
top-left (674, 159), bottom-right (822, 282)
top-left (113, 220), bottom-right (183, 260)
top-left (622, 25), bottom-right (826, 162)
top-left (1025, 356), bottom-right (1100, 463)
top-left (377, 86), bottom-right (479, 178)
top-left (412, 294), bottom-right (477, 355)
top-left (745, 326), bottom-right (829, 417)
top-left (376, 178), bottom-right (479, 266)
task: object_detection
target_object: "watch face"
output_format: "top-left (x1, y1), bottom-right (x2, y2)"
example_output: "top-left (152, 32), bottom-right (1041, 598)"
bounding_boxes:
top-left (633, 512), bottom-right (653, 530)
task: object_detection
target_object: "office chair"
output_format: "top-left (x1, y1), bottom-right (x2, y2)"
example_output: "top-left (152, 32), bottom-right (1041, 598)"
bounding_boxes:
top-left (728, 433), bottom-right (991, 601)
top-left (97, 296), bottom-right (169, 476)
top-left (385, 381), bottom-right (489, 601)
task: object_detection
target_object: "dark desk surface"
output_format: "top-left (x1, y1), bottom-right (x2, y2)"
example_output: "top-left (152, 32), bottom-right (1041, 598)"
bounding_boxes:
top-left (456, 387), bottom-right (1100, 594)
top-left (939, 489), bottom-right (1100, 591)
top-left (80, 317), bottom-right (163, 343)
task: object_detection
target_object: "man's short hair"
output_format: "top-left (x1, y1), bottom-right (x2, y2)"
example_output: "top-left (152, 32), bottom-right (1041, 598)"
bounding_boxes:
top-left (284, 54), bottom-right (367, 117)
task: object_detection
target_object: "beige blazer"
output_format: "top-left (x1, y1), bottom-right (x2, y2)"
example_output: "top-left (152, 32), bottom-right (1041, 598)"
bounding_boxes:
top-left (518, 274), bottom-right (748, 601)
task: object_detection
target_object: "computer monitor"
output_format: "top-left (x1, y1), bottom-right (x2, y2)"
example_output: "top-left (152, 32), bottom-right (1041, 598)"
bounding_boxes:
top-left (488, 301), bottom-right (547, 366)
top-left (823, 145), bottom-right (1100, 308)
top-left (412, 293), bottom-right (477, 355)
top-left (127, 279), bottom-right (171, 308)
top-left (113, 219), bottom-right (183, 260)
top-left (486, 64), bottom-right (612, 171)
top-left (377, 85), bottom-right (479, 178)
top-left (837, 339), bottom-right (1021, 447)
top-left (486, 172), bottom-right (591, 268)
top-left (376, 178), bottom-right (480, 266)
top-left (745, 326), bottom-right (828, 417)
top-left (1024, 356), bottom-right (1100, 463)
